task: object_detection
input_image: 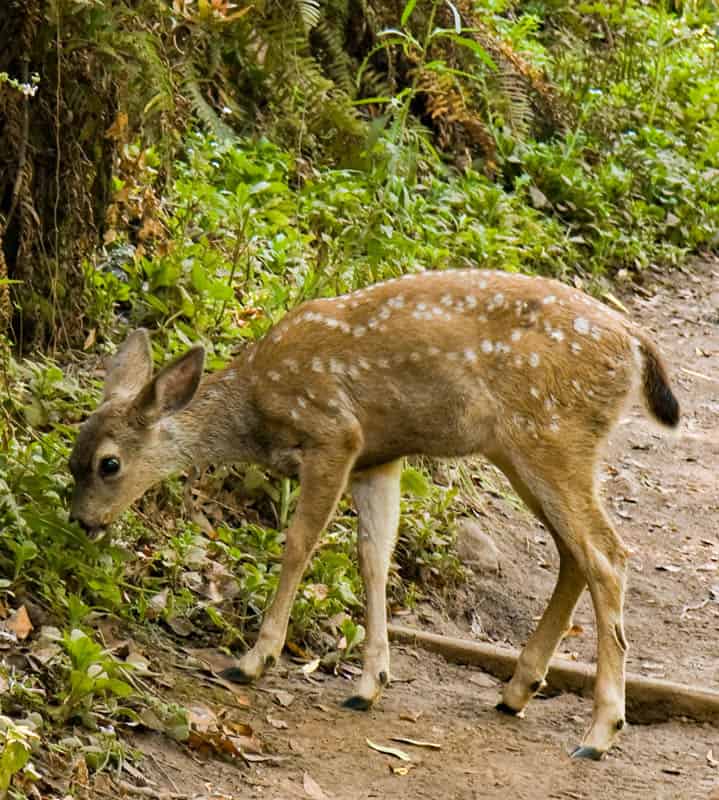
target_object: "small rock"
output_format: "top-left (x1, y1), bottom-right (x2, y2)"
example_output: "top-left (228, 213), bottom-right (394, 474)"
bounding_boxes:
top-left (455, 519), bottom-right (500, 573)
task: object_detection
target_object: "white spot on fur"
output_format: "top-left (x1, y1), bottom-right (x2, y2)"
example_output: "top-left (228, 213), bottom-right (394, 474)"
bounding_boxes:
top-left (573, 317), bottom-right (590, 334)
top-left (297, 397), bottom-right (307, 409)
top-left (328, 397), bottom-right (339, 409)
top-left (268, 371), bottom-right (280, 382)
top-left (441, 294), bottom-right (453, 307)
top-left (359, 357), bottom-right (371, 371)
top-left (378, 358), bottom-right (390, 369)
top-left (514, 355), bottom-right (523, 367)
top-left (530, 386), bottom-right (540, 399)
top-left (306, 388), bottom-right (316, 400)
top-left (464, 348), bottom-right (477, 362)
top-left (478, 279), bottom-right (487, 289)
top-left (283, 358), bottom-right (299, 373)
top-left (571, 341), bottom-right (582, 354)
top-left (511, 329), bottom-right (521, 342)
top-left (348, 365), bottom-right (361, 379)
top-left (311, 358), bottom-right (323, 373)
top-left (409, 352), bottom-right (421, 363)
top-left (329, 358), bottom-right (344, 375)
top-left (591, 326), bottom-right (602, 341)
top-left (428, 346), bottom-right (440, 356)
top-left (529, 352), bottom-right (540, 367)
top-left (481, 340), bottom-right (493, 354)
top-left (542, 295), bottom-right (556, 305)
top-left (290, 409), bottom-right (300, 421)
top-left (353, 325), bottom-right (367, 337)
top-left (466, 295), bottom-right (477, 309)
top-left (417, 302), bottom-right (427, 312)
top-left (550, 329), bottom-right (565, 342)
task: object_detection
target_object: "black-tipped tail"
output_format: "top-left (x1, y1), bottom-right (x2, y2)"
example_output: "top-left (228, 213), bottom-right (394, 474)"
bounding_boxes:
top-left (639, 338), bottom-right (680, 428)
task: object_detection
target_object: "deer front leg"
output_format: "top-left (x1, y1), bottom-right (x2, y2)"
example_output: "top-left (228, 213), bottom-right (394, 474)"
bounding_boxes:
top-left (344, 459), bottom-right (402, 710)
top-left (222, 437), bottom-right (360, 684)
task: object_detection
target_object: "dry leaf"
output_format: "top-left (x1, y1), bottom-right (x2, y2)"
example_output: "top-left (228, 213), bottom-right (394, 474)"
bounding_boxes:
top-left (188, 704), bottom-right (217, 734)
top-left (303, 771), bottom-right (328, 800)
top-left (267, 715), bottom-right (288, 730)
top-left (301, 658), bottom-right (321, 676)
top-left (274, 689), bottom-right (295, 708)
top-left (399, 709), bottom-right (423, 723)
top-left (390, 736), bottom-right (441, 750)
top-left (366, 739), bottom-right (411, 761)
top-left (6, 606), bottom-right (33, 640)
top-left (566, 624), bottom-right (584, 638)
top-left (390, 764), bottom-right (414, 776)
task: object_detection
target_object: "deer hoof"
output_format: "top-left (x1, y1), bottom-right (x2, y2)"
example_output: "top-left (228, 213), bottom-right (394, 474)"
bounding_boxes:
top-left (342, 695), bottom-right (373, 711)
top-left (570, 745), bottom-right (604, 761)
top-left (495, 701), bottom-right (520, 716)
top-left (219, 666), bottom-right (255, 685)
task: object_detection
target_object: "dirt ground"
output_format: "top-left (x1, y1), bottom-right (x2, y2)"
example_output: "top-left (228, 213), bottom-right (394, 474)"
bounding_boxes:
top-left (132, 257), bottom-right (719, 800)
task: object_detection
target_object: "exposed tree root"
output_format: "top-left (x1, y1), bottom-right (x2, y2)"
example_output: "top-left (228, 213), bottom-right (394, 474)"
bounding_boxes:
top-left (388, 624), bottom-right (719, 725)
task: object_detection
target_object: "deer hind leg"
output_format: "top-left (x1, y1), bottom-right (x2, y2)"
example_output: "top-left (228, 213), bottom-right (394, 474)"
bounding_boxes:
top-left (222, 438), bottom-right (360, 685)
top-left (492, 461), bottom-right (586, 717)
top-left (498, 537), bottom-right (586, 717)
top-left (509, 458), bottom-right (629, 759)
top-left (344, 459), bottom-right (403, 711)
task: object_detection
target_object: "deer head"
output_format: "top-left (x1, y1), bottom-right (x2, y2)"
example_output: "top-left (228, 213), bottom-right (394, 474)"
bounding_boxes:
top-left (69, 329), bottom-right (205, 536)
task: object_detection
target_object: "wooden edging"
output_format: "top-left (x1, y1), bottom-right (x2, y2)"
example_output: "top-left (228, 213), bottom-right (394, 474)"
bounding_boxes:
top-left (388, 624), bottom-right (719, 726)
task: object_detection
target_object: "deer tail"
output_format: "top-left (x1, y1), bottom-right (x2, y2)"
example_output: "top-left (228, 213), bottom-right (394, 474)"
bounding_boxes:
top-left (636, 335), bottom-right (680, 428)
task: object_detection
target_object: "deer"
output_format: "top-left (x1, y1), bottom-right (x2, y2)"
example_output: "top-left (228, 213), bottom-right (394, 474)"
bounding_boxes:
top-left (68, 268), bottom-right (680, 760)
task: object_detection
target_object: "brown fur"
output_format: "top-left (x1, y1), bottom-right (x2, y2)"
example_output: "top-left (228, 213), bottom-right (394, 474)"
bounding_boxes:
top-left (69, 269), bottom-right (680, 759)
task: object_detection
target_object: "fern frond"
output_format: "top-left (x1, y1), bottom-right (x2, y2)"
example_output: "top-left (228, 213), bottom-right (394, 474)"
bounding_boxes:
top-left (179, 63), bottom-right (236, 142)
top-left (298, 0), bottom-right (322, 32)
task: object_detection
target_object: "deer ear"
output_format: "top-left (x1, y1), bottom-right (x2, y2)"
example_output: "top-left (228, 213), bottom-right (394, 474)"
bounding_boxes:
top-left (103, 329), bottom-right (154, 403)
top-left (132, 345), bottom-right (205, 426)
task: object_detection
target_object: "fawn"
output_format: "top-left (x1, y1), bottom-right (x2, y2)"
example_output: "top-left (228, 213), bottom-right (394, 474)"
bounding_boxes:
top-left (69, 268), bottom-right (679, 760)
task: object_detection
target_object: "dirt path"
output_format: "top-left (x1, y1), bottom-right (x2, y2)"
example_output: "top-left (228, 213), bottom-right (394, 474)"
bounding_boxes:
top-left (134, 258), bottom-right (719, 800)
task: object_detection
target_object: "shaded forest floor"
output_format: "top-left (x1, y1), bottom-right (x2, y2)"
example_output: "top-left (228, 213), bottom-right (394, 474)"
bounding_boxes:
top-left (38, 258), bottom-right (719, 799)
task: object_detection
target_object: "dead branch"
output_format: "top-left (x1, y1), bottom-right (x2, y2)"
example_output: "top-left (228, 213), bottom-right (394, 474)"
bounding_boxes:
top-left (388, 624), bottom-right (719, 725)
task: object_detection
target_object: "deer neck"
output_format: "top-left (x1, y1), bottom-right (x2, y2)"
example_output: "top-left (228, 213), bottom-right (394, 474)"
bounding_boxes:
top-left (160, 355), bottom-right (258, 471)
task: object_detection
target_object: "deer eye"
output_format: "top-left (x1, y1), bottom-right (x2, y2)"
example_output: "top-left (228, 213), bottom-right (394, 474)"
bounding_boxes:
top-left (99, 456), bottom-right (121, 477)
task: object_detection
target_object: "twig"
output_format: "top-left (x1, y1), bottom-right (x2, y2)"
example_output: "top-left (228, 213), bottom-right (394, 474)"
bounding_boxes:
top-left (148, 752), bottom-right (181, 794)
top-left (680, 367), bottom-right (718, 383)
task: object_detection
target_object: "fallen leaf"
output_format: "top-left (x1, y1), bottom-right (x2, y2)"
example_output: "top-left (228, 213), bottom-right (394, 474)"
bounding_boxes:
top-left (5, 605), bottom-right (33, 640)
top-left (529, 185), bottom-right (549, 208)
top-left (188, 704), bottom-right (217, 734)
top-left (267, 715), bottom-right (288, 730)
top-left (602, 291), bottom-right (628, 314)
top-left (303, 771), bottom-right (328, 800)
top-left (566, 624), bottom-right (585, 638)
top-left (366, 739), bottom-right (411, 761)
top-left (390, 736), bottom-right (441, 750)
top-left (399, 710), bottom-right (423, 723)
top-left (390, 764), bottom-right (414, 776)
top-left (301, 658), bottom-right (321, 676)
top-left (274, 689), bottom-right (296, 708)
top-left (147, 589), bottom-right (169, 619)
top-left (166, 614), bottom-right (194, 637)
